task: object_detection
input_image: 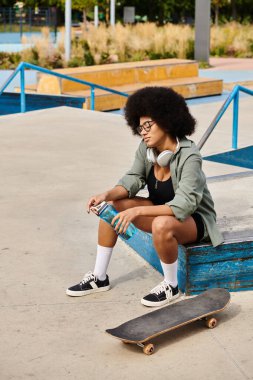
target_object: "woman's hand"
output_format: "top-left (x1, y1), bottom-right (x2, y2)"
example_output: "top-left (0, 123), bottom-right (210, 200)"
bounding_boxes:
top-left (111, 208), bottom-right (139, 235)
top-left (86, 192), bottom-right (108, 213)
top-left (87, 186), bottom-right (129, 214)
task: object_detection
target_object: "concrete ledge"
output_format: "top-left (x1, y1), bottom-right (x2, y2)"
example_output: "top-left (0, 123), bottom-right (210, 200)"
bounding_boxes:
top-left (41, 59), bottom-right (199, 92)
top-left (65, 77), bottom-right (223, 111)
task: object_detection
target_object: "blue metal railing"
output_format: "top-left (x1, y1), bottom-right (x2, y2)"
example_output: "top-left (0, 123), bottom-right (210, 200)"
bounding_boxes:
top-left (1, 64), bottom-right (252, 148)
top-left (198, 85), bottom-right (253, 151)
top-left (0, 61), bottom-right (129, 112)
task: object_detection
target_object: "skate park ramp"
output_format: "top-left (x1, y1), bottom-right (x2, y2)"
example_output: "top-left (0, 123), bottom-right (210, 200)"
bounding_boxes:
top-left (0, 102), bottom-right (252, 379)
top-left (203, 145), bottom-right (253, 169)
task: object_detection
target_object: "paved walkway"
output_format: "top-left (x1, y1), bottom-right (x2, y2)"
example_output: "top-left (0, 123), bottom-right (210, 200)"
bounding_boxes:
top-left (199, 58), bottom-right (253, 90)
top-left (0, 101), bottom-right (252, 379)
top-left (209, 57), bottom-right (253, 71)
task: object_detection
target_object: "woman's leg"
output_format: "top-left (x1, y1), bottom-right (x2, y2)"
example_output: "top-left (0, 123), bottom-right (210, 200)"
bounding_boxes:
top-left (97, 201), bottom-right (198, 279)
top-left (152, 215), bottom-right (197, 287)
top-left (152, 215), bottom-right (198, 264)
top-left (66, 196), bottom-right (154, 296)
top-left (67, 197), bottom-right (198, 298)
top-left (94, 197), bottom-right (154, 280)
top-left (141, 215), bottom-right (198, 306)
top-left (98, 196), bottom-right (155, 247)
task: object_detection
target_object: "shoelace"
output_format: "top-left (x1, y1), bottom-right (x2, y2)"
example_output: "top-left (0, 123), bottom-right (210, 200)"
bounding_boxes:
top-left (150, 281), bottom-right (172, 297)
top-left (80, 271), bottom-right (97, 285)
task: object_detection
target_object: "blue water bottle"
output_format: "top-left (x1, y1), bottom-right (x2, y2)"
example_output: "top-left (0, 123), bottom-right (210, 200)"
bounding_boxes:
top-left (92, 201), bottom-right (137, 240)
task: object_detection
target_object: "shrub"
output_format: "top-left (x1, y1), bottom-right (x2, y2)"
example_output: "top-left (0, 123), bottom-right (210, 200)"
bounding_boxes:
top-left (1, 22), bottom-right (253, 70)
top-left (210, 22), bottom-right (253, 58)
top-left (0, 51), bottom-right (21, 69)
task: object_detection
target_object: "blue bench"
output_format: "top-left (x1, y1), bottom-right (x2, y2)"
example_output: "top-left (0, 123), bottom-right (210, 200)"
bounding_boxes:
top-left (123, 228), bottom-right (253, 295)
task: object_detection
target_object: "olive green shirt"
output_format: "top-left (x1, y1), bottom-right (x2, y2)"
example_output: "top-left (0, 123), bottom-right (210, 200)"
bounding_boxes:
top-left (117, 137), bottom-right (224, 247)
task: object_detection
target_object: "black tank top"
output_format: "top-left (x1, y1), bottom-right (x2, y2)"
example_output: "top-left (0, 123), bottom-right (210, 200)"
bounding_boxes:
top-left (147, 166), bottom-right (175, 205)
top-left (147, 167), bottom-right (205, 242)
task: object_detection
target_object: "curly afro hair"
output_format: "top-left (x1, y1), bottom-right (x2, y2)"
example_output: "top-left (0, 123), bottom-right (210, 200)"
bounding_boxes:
top-left (124, 87), bottom-right (196, 139)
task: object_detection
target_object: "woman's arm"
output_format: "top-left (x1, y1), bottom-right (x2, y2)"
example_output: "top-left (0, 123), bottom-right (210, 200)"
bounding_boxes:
top-left (112, 204), bottom-right (174, 234)
top-left (87, 141), bottom-right (148, 212)
top-left (167, 154), bottom-right (205, 221)
top-left (135, 204), bottom-right (174, 217)
top-left (86, 185), bottom-right (128, 213)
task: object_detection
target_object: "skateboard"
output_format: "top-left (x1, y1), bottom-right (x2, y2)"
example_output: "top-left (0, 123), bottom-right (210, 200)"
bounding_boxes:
top-left (106, 288), bottom-right (230, 355)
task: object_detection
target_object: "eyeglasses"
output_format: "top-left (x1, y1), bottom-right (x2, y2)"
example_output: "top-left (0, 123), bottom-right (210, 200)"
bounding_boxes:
top-left (137, 120), bottom-right (155, 134)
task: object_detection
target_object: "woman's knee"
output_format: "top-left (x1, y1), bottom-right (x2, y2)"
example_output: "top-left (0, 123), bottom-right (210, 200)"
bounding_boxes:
top-left (108, 198), bottom-right (130, 212)
top-left (152, 216), bottom-right (176, 240)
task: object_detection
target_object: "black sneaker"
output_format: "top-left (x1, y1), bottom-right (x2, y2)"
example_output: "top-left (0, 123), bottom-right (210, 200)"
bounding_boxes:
top-left (66, 271), bottom-right (110, 297)
top-left (141, 281), bottom-right (179, 307)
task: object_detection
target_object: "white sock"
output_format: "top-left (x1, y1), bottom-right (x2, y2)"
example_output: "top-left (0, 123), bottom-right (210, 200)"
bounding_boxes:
top-left (93, 245), bottom-right (114, 281)
top-left (160, 259), bottom-right (178, 288)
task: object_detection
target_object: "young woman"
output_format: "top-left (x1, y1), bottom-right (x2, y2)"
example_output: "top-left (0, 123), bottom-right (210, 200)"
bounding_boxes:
top-left (66, 87), bottom-right (223, 307)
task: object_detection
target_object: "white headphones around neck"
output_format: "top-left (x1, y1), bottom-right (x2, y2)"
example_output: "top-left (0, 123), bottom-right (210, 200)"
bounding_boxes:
top-left (147, 137), bottom-right (180, 167)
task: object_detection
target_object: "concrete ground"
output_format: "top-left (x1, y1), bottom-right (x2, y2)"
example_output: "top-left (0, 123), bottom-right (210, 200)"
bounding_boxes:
top-left (199, 57), bottom-right (253, 90)
top-left (0, 98), bottom-right (252, 379)
top-left (209, 57), bottom-right (253, 71)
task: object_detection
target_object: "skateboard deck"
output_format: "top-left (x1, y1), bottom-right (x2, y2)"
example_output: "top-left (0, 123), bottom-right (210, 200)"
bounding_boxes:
top-left (106, 288), bottom-right (230, 355)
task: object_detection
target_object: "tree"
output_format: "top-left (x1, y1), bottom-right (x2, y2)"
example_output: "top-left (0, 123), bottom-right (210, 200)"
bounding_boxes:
top-left (22, 0), bottom-right (63, 6)
top-left (4, 0), bottom-right (251, 24)
top-left (118, 0), bottom-right (194, 25)
top-left (212, 0), bottom-right (230, 25)
top-left (0, 0), bottom-right (16, 5)
top-left (230, 0), bottom-right (236, 20)
top-left (60, 0), bottom-right (96, 27)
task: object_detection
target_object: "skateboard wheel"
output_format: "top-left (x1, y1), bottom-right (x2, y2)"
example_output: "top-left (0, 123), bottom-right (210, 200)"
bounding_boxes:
top-left (206, 317), bottom-right (217, 329)
top-left (143, 343), bottom-right (154, 355)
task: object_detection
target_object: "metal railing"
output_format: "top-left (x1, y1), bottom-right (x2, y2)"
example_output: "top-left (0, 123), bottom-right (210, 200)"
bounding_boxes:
top-left (198, 85), bottom-right (253, 151)
top-left (1, 63), bottom-right (252, 148)
top-left (0, 61), bottom-right (129, 112)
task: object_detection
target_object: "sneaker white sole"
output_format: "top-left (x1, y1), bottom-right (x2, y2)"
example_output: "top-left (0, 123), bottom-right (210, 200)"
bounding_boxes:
top-left (141, 292), bottom-right (180, 307)
top-left (66, 285), bottom-right (111, 297)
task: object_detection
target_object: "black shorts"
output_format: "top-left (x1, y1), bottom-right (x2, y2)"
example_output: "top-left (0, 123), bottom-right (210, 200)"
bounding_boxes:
top-left (191, 212), bottom-right (205, 242)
